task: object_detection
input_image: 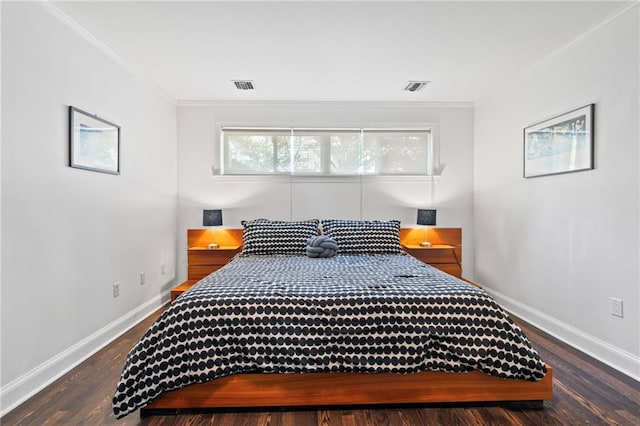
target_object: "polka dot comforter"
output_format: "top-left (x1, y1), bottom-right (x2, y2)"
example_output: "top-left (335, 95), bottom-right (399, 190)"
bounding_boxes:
top-left (113, 253), bottom-right (547, 418)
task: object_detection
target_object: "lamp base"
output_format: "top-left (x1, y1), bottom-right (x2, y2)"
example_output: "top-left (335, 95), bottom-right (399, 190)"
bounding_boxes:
top-left (419, 241), bottom-right (432, 248)
top-left (207, 243), bottom-right (219, 249)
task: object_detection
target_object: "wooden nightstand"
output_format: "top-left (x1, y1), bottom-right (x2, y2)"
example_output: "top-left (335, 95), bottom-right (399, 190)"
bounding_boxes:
top-left (171, 245), bottom-right (241, 302)
top-left (187, 246), bottom-right (241, 280)
top-left (403, 244), bottom-right (462, 278)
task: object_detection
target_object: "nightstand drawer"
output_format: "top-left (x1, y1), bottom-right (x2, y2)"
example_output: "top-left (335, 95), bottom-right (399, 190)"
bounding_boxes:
top-left (404, 248), bottom-right (458, 264)
top-left (185, 246), bottom-right (241, 283)
top-left (432, 264), bottom-right (462, 278)
top-left (403, 244), bottom-right (462, 278)
top-left (188, 265), bottom-right (224, 280)
top-left (188, 249), bottom-right (240, 265)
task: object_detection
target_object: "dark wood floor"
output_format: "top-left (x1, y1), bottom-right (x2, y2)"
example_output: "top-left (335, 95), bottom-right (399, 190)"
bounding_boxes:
top-left (3, 305), bottom-right (638, 426)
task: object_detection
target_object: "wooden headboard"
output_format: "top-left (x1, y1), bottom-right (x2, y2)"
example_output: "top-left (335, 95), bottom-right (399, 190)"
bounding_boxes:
top-left (188, 228), bottom-right (243, 248)
top-left (188, 227), bottom-right (461, 254)
top-left (176, 227), bottom-right (464, 301)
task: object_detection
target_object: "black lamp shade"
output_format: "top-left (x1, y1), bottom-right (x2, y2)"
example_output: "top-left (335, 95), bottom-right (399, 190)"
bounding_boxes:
top-left (203, 209), bottom-right (223, 226)
top-left (417, 209), bottom-right (436, 226)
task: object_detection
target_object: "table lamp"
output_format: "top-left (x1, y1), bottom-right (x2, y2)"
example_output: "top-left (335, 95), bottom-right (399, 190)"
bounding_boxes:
top-left (203, 209), bottom-right (223, 248)
top-left (417, 209), bottom-right (436, 247)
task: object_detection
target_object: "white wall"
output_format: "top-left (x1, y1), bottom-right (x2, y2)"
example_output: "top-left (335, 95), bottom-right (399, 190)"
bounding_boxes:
top-left (177, 102), bottom-right (474, 281)
top-left (0, 2), bottom-right (178, 414)
top-left (474, 7), bottom-right (639, 379)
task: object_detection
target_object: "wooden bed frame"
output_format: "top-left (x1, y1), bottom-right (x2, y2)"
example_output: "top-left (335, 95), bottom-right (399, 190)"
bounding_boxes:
top-left (141, 227), bottom-right (553, 416)
top-left (141, 368), bottom-right (553, 415)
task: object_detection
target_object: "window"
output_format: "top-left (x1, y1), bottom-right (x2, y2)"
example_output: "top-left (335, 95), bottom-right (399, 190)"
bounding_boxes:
top-left (221, 127), bottom-right (434, 176)
top-left (222, 129), bottom-right (291, 174)
top-left (362, 130), bottom-right (430, 175)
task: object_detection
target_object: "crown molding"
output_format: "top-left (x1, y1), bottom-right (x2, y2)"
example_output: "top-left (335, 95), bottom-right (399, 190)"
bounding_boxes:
top-left (38, 0), bottom-right (176, 105)
top-left (521, 0), bottom-right (639, 78)
top-left (177, 100), bottom-right (474, 108)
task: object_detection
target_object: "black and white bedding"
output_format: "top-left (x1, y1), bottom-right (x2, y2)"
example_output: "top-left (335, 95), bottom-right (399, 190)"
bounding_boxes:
top-left (113, 253), bottom-right (547, 418)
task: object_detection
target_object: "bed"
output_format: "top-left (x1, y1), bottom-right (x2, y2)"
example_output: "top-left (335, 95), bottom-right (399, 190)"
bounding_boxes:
top-left (113, 220), bottom-right (552, 418)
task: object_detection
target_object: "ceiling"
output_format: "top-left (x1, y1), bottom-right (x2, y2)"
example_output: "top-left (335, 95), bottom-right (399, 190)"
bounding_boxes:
top-left (51, 1), bottom-right (629, 103)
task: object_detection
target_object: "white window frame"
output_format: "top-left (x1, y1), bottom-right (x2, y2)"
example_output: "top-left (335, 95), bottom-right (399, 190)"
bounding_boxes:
top-left (220, 127), bottom-right (437, 176)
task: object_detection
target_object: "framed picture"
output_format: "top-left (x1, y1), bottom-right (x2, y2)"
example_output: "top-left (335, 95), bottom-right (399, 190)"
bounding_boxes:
top-left (523, 104), bottom-right (594, 178)
top-left (69, 106), bottom-right (120, 175)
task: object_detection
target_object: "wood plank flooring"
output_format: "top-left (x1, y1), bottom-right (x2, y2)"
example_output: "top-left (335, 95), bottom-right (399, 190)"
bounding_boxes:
top-left (2, 305), bottom-right (638, 425)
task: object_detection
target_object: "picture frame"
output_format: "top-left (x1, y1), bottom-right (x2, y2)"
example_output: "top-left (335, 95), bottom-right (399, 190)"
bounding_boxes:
top-left (523, 104), bottom-right (594, 178)
top-left (69, 106), bottom-right (120, 175)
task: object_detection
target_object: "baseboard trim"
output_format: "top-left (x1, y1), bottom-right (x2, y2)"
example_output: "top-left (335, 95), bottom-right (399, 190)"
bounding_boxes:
top-left (0, 292), bottom-right (169, 417)
top-left (485, 286), bottom-right (640, 382)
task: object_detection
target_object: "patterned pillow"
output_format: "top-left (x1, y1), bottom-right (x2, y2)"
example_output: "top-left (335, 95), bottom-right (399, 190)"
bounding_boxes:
top-left (242, 219), bottom-right (320, 255)
top-left (320, 219), bottom-right (402, 254)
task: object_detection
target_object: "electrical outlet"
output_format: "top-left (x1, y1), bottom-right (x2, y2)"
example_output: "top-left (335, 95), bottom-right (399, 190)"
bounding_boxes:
top-left (160, 264), bottom-right (166, 275)
top-left (140, 272), bottom-right (145, 285)
top-left (611, 298), bottom-right (623, 318)
top-left (113, 282), bottom-right (120, 298)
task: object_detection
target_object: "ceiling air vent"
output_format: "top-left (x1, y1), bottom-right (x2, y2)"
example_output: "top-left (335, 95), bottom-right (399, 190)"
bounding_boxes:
top-left (233, 80), bottom-right (255, 90)
top-left (404, 81), bottom-right (430, 92)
